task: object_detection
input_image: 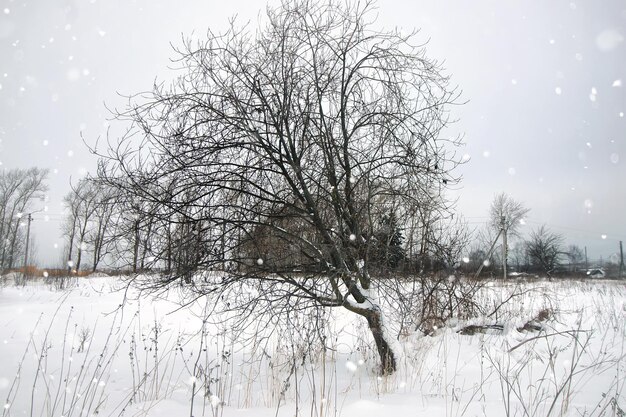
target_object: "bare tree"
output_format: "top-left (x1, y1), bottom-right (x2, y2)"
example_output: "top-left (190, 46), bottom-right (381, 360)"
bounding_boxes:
top-left (486, 193), bottom-right (530, 278)
top-left (566, 244), bottom-right (584, 272)
top-left (94, 0), bottom-right (462, 374)
top-left (526, 225), bottom-right (564, 275)
top-left (489, 193), bottom-right (530, 238)
top-left (63, 179), bottom-right (100, 272)
top-left (87, 183), bottom-right (117, 271)
top-left (509, 241), bottom-right (528, 272)
top-left (0, 168), bottom-right (48, 270)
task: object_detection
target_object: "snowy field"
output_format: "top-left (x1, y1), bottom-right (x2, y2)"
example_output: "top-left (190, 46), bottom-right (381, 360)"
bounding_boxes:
top-left (0, 275), bottom-right (624, 417)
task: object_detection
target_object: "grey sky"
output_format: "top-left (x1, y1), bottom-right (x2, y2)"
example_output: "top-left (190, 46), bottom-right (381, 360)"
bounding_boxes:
top-left (1, 0), bottom-right (625, 266)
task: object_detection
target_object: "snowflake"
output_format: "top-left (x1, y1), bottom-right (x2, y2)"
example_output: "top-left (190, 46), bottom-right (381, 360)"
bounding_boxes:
top-left (596, 28), bottom-right (624, 51)
top-left (610, 153), bottom-right (619, 164)
top-left (209, 395), bottom-right (220, 407)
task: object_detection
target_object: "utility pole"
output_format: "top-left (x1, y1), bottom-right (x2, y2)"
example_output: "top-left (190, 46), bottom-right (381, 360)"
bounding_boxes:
top-left (23, 213), bottom-right (32, 278)
top-left (584, 246), bottom-right (588, 271)
top-left (474, 228), bottom-right (503, 280)
top-left (501, 215), bottom-right (507, 280)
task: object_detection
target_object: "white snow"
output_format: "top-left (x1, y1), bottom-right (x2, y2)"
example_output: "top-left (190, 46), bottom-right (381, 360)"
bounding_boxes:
top-left (0, 276), bottom-right (623, 417)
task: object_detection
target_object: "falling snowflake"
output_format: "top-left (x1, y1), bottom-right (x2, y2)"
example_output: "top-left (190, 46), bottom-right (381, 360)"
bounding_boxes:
top-left (349, 233), bottom-right (356, 241)
top-left (610, 153), bottom-right (619, 164)
top-left (596, 28), bottom-right (624, 51)
top-left (209, 395), bottom-right (220, 407)
top-left (601, 234), bottom-right (607, 240)
top-left (462, 257), bottom-right (470, 263)
top-left (613, 79), bottom-right (623, 87)
top-left (345, 361), bottom-right (358, 372)
top-left (3, 8), bottom-right (9, 14)
top-left (555, 87), bottom-right (562, 95)
top-left (66, 68), bottom-right (81, 81)
top-left (256, 258), bottom-right (263, 266)
top-left (507, 167), bottom-right (516, 176)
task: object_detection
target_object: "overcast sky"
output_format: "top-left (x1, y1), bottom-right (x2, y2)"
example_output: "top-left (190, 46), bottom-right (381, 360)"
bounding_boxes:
top-left (1, 0), bottom-right (625, 266)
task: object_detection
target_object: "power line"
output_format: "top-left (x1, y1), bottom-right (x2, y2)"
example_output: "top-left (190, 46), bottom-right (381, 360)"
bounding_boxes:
top-left (524, 219), bottom-right (624, 241)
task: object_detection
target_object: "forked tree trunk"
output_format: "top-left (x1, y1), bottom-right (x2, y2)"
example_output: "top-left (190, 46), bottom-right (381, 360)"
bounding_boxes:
top-left (349, 308), bottom-right (396, 375)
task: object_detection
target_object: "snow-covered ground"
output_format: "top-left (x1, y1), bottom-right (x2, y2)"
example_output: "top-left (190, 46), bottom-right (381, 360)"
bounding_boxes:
top-left (0, 275), bottom-right (624, 417)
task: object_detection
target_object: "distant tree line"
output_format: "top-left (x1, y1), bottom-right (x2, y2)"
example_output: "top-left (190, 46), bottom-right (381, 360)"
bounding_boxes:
top-left (58, 185), bottom-right (617, 279)
top-left (61, 177), bottom-right (472, 277)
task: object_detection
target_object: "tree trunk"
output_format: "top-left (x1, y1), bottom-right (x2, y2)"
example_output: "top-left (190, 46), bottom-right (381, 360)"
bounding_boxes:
top-left (364, 309), bottom-right (396, 375)
top-left (7, 222), bottom-right (19, 269)
top-left (76, 246), bottom-right (83, 272)
top-left (133, 219), bottom-right (140, 273)
top-left (67, 234), bottom-right (74, 273)
top-left (335, 300), bottom-right (397, 376)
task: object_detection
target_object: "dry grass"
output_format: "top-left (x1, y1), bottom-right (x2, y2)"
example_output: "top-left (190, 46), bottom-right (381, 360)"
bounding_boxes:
top-left (4, 266), bottom-right (92, 278)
